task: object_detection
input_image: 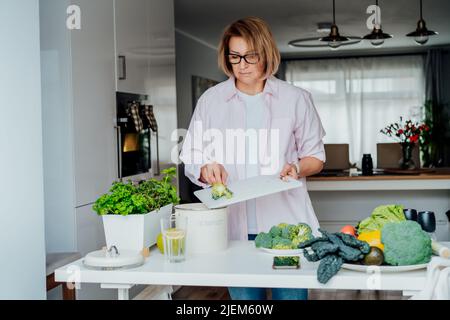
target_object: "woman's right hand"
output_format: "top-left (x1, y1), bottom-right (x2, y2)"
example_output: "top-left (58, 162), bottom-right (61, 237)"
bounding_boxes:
top-left (199, 163), bottom-right (228, 185)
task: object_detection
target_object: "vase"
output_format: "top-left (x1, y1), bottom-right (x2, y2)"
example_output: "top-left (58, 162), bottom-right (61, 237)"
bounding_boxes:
top-left (399, 143), bottom-right (416, 170)
top-left (102, 203), bottom-right (173, 252)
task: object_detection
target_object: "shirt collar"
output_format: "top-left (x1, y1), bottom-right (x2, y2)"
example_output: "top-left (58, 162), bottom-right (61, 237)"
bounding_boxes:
top-left (223, 76), bottom-right (279, 102)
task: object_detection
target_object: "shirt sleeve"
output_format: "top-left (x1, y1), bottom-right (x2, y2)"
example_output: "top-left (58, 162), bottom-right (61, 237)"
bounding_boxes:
top-left (179, 95), bottom-right (211, 188)
top-left (294, 91), bottom-right (327, 162)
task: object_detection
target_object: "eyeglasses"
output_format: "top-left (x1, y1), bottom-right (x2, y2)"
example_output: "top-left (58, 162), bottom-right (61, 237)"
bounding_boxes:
top-left (227, 53), bottom-right (260, 64)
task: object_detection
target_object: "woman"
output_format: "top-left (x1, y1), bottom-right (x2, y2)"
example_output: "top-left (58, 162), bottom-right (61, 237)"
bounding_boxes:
top-left (180, 17), bottom-right (326, 300)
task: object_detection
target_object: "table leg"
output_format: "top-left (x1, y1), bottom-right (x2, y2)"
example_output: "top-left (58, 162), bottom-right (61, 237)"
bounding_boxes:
top-left (118, 288), bottom-right (130, 300)
top-left (101, 284), bottom-right (134, 300)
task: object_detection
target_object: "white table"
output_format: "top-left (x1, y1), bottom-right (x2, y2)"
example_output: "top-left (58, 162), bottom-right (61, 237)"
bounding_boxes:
top-left (55, 241), bottom-right (449, 300)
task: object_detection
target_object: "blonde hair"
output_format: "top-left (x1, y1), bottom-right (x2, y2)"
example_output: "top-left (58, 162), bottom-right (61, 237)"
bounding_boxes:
top-left (218, 17), bottom-right (281, 79)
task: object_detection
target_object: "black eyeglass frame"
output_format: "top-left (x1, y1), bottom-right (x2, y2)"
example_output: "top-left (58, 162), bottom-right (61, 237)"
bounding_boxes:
top-left (226, 53), bottom-right (260, 64)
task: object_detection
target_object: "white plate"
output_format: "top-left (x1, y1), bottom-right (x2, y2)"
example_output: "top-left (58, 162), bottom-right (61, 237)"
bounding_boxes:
top-left (341, 263), bottom-right (428, 273)
top-left (258, 247), bottom-right (303, 256)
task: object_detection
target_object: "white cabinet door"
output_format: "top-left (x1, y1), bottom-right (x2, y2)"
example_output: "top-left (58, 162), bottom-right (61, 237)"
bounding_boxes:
top-left (76, 205), bottom-right (106, 256)
top-left (71, 0), bottom-right (117, 206)
top-left (114, 0), bottom-right (151, 95)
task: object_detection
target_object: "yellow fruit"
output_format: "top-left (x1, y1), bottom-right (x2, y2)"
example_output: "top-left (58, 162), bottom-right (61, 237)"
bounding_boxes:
top-left (156, 232), bottom-right (164, 254)
top-left (358, 230), bottom-right (384, 251)
top-left (156, 228), bottom-right (185, 255)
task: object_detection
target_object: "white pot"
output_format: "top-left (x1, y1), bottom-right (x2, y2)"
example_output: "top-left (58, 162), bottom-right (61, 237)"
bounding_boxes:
top-left (174, 203), bottom-right (228, 255)
top-left (102, 203), bottom-right (173, 252)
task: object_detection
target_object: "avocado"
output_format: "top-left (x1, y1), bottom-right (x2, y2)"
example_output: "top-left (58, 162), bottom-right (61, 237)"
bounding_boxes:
top-left (363, 247), bottom-right (384, 266)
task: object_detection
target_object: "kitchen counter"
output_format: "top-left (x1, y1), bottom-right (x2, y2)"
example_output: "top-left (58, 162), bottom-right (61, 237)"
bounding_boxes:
top-left (308, 173), bottom-right (450, 181)
top-left (54, 241), bottom-right (450, 300)
top-left (306, 172), bottom-right (450, 191)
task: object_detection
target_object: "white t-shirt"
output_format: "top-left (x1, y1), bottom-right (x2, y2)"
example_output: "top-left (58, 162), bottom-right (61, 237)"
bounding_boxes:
top-left (237, 90), bottom-right (265, 235)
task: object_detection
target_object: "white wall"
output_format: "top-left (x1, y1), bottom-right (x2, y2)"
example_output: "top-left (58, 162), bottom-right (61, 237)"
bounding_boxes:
top-left (0, 0), bottom-right (46, 299)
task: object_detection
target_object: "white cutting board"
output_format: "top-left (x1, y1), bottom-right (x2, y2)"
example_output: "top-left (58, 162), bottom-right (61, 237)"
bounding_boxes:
top-left (194, 175), bottom-right (303, 209)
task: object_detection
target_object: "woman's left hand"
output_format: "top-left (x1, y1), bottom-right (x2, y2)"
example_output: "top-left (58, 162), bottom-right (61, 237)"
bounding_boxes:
top-left (279, 162), bottom-right (299, 181)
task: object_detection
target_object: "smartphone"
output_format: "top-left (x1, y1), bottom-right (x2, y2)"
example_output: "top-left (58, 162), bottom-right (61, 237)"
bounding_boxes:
top-left (272, 256), bottom-right (300, 269)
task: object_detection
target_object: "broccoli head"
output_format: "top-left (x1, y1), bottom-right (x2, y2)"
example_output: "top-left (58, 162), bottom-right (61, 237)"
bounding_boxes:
top-left (272, 236), bottom-right (295, 249)
top-left (254, 232), bottom-right (272, 249)
top-left (381, 221), bottom-right (432, 266)
top-left (281, 224), bottom-right (300, 240)
top-left (211, 183), bottom-right (233, 200)
top-left (269, 226), bottom-right (282, 238)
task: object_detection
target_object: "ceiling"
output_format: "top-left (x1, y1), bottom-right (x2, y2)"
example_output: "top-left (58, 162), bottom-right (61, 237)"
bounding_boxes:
top-left (174, 0), bottom-right (450, 57)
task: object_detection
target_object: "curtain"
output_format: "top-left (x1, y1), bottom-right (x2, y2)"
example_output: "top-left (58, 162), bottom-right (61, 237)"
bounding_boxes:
top-left (425, 49), bottom-right (450, 167)
top-left (285, 55), bottom-right (425, 167)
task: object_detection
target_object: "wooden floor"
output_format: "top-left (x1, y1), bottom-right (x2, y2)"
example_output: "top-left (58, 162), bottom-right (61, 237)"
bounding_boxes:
top-left (172, 286), bottom-right (408, 300)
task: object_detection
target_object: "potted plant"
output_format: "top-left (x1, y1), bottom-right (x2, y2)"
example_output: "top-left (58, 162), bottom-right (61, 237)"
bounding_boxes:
top-left (93, 167), bottom-right (180, 252)
top-left (380, 117), bottom-right (430, 170)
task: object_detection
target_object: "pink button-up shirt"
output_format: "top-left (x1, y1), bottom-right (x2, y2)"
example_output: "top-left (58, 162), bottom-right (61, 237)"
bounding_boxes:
top-left (180, 76), bottom-right (326, 240)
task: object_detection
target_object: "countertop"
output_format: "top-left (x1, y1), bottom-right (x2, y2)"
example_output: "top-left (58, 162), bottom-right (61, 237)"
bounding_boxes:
top-left (308, 173), bottom-right (450, 181)
top-left (54, 241), bottom-right (450, 297)
top-left (305, 170), bottom-right (450, 191)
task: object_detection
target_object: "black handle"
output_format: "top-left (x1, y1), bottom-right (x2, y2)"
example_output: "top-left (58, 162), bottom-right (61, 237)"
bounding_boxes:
top-left (118, 55), bottom-right (126, 80)
top-left (116, 126), bottom-right (123, 180)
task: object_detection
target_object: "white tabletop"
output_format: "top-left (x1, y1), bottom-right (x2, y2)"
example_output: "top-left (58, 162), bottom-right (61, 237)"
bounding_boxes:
top-left (54, 241), bottom-right (450, 292)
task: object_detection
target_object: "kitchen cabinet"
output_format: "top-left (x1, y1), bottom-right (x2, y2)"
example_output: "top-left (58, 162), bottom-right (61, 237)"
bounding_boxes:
top-left (114, 0), bottom-right (151, 95)
top-left (75, 205), bottom-right (106, 256)
top-left (41, 0), bottom-right (117, 253)
top-left (71, 0), bottom-right (117, 207)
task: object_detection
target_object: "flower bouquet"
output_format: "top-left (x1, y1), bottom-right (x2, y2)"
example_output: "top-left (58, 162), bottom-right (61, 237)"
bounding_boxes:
top-left (380, 117), bottom-right (430, 169)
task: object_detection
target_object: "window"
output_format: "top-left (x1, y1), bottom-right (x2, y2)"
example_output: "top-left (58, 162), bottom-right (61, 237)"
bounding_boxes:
top-left (285, 55), bottom-right (425, 166)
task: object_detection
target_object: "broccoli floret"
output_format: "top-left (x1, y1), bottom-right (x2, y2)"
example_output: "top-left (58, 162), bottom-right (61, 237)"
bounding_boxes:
top-left (269, 226), bottom-right (282, 237)
top-left (254, 232), bottom-right (272, 249)
top-left (277, 223), bottom-right (289, 229)
top-left (292, 233), bottom-right (313, 247)
top-left (211, 183), bottom-right (233, 200)
top-left (272, 236), bottom-right (295, 249)
top-left (292, 223), bottom-right (313, 246)
top-left (281, 224), bottom-right (299, 240)
top-left (381, 221), bottom-right (432, 266)
top-left (297, 223), bottom-right (313, 238)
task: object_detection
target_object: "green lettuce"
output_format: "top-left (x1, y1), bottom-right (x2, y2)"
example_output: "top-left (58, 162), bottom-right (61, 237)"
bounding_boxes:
top-left (357, 204), bottom-right (406, 234)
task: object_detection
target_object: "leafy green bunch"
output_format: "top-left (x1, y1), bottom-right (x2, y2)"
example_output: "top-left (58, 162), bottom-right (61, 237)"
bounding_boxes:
top-left (137, 167), bottom-right (180, 211)
top-left (93, 167), bottom-right (180, 216)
